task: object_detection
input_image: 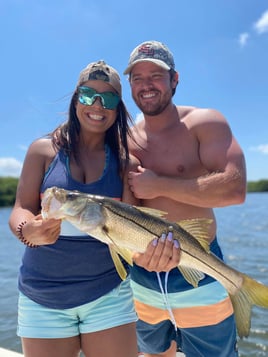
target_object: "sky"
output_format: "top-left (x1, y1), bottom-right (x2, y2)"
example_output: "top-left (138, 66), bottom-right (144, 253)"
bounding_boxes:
top-left (0, 0), bottom-right (267, 181)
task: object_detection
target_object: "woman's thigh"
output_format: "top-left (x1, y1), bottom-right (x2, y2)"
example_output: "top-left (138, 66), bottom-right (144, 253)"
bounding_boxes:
top-left (81, 322), bottom-right (138, 357)
top-left (22, 336), bottom-right (81, 357)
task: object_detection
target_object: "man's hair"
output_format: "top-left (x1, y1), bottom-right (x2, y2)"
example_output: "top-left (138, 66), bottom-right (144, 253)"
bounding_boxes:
top-left (169, 69), bottom-right (178, 96)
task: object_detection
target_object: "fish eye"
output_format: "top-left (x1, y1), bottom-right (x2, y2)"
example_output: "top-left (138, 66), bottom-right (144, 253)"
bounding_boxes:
top-left (67, 192), bottom-right (79, 200)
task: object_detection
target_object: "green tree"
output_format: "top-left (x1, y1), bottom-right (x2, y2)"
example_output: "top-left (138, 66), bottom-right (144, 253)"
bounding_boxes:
top-left (0, 177), bottom-right (268, 207)
top-left (247, 179), bottom-right (268, 193)
top-left (0, 177), bottom-right (18, 206)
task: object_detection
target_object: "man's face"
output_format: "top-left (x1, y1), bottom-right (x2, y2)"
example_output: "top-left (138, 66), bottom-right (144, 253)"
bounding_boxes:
top-left (129, 62), bottom-right (177, 116)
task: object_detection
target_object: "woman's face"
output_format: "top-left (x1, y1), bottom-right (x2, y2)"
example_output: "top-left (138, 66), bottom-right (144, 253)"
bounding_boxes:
top-left (75, 80), bottom-right (120, 136)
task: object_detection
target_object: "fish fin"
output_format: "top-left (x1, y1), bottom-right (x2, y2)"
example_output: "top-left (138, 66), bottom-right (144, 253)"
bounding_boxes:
top-left (104, 231), bottom-right (134, 266)
top-left (114, 246), bottom-right (134, 267)
top-left (230, 274), bottom-right (268, 338)
top-left (109, 246), bottom-right (128, 281)
top-left (178, 218), bottom-right (213, 252)
top-left (178, 266), bottom-right (205, 288)
top-left (135, 206), bottom-right (168, 218)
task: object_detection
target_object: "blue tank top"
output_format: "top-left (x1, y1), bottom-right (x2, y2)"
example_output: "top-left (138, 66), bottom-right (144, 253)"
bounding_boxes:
top-left (18, 146), bottom-right (127, 309)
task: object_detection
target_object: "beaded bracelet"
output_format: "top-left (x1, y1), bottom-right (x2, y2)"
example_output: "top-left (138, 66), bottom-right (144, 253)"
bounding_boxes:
top-left (16, 221), bottom-right (39, 248)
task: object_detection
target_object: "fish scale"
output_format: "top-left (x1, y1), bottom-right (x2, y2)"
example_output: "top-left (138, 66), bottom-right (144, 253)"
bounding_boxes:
top-left (102, 200), bottom-right (242, 289)
top-left (41, 186), bottom-right (268, 339)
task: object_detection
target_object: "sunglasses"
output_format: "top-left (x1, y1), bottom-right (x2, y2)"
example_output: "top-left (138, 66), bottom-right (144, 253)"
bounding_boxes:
top-left (77, 86), bottom-right (120, 110)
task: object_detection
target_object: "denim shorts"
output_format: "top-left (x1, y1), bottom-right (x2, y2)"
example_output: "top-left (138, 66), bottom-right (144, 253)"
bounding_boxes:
top-left (18, 277), bottom-right (137, 338)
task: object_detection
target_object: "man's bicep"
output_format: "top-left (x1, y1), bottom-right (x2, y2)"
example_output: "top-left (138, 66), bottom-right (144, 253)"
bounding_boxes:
top-left (198, 118), bottom-right (237, 173)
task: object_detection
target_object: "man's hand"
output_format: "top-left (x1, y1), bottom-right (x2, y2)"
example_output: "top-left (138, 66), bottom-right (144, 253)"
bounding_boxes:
top-left (133, 232), bottom-right (180, 272)
top-left (128, 165), bottom-right (159, 199)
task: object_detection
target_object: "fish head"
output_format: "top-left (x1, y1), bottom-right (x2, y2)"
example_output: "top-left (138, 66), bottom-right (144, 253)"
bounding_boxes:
top-left (41, 187), bottom-right (86, 218)
top-left (41, 187), bottom-right (104, 232)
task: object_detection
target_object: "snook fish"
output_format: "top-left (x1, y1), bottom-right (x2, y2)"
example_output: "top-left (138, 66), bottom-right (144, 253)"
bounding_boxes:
top-left (41, 186), bottom-right (268, 338)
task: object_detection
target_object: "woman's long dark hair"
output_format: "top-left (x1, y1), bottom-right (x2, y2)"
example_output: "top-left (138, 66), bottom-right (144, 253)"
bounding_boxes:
top-left (50, 89), bottom-right (135, 174)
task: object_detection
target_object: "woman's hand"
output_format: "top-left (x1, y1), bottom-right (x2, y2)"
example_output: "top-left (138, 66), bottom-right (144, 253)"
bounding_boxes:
top-left (21, 214), bottom-right (61, 246)
top-left (133, 232), bottom-right (180, 272)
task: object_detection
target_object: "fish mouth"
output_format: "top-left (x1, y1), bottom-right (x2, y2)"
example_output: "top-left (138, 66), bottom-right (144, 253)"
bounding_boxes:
top-left (41, 187), bottom-right (105, 229)
top-left (41, 189), bottom-right (53, 218)
top-left (41, 187), bottom-right (67, 219)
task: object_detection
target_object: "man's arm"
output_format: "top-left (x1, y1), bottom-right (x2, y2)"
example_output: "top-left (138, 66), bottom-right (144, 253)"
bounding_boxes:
top-left (128, 109), bottom-right (246, 208)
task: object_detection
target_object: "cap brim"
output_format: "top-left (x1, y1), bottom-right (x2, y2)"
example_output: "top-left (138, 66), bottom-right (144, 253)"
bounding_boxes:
top-left (123, 58), bottom-right (170, 75)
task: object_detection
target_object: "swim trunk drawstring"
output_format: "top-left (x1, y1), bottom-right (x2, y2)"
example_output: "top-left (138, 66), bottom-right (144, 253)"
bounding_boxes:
top-left (156, 271), bottom-right (177, 330)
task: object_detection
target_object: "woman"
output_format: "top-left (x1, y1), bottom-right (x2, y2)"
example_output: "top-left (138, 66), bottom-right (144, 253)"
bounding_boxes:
top-left (9, 60), bottom-right (140, 357)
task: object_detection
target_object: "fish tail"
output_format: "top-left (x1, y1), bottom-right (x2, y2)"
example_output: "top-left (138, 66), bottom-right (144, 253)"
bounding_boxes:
top-left (230, 274), bottom-right (268, 339)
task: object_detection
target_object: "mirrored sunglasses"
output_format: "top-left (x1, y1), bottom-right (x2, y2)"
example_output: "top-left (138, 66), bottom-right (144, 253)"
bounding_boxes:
top-left (78, 86), bottom-right (120, 110)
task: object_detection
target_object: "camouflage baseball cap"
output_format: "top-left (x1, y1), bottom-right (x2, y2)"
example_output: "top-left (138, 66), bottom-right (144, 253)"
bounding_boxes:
top-left (78, 60), bottom-right (122, 96)
top-left (124, 41), bottom-right (175, 75)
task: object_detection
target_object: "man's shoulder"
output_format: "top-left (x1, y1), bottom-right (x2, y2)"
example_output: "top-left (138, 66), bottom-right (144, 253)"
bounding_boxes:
top-left (130, 120), bottom-right (144, 138)
top-left (177, 105), bottom-right (205, 116)
top-left (177, 105), bottom-right (223, 123)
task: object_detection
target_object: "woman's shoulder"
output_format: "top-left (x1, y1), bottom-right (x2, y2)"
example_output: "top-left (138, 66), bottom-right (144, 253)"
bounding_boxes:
top-left (28, 137), bottom-right (57, 157)
top-left (25, 138), bottom-right (59, 173)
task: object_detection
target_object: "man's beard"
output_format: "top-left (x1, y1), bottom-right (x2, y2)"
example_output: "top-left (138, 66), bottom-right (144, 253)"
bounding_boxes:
top-left (134, 93), bottom-right (172, 116)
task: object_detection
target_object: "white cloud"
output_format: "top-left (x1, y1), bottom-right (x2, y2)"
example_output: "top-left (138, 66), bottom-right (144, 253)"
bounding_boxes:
top-left (249, 144), bottom-right (268, 154)
top-left (254, 10), bottom-right (268, 34)
top-left (0, 157), bottom-right (23, 177)
top-left (238, 10), bottom-right (268, 47)
top-left (238, 32), bottom-right (249, 47)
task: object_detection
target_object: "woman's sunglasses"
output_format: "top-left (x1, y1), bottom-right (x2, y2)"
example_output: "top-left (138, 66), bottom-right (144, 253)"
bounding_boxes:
top-left (77, 86), bottom-right (120, 110)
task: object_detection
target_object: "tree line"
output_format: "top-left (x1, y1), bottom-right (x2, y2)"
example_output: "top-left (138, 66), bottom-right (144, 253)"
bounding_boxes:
top-left (0, 176), bottom-right (268, 207)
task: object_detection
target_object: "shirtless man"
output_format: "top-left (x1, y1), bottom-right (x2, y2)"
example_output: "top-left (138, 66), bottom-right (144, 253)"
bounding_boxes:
top-left (125, 41), bottom-right (247, 357)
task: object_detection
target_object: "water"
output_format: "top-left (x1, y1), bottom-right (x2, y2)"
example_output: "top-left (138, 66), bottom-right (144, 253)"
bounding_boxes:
top-left (0, 207), bottom-right (24, 354)
top-left (0, 193), bottom-right (268, 356)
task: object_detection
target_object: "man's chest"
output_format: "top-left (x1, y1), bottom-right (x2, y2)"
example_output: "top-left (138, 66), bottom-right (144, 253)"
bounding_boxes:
top-left (135, 143), bottom-right (202, 178)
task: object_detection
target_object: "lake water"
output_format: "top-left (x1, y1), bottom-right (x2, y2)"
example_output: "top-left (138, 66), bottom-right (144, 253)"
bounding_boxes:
top-left (0, 193), bottom-right (268, 356)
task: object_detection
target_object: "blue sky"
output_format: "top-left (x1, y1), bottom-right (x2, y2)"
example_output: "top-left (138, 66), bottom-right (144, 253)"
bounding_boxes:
top-left (0, 0), bottom-right (267, 181)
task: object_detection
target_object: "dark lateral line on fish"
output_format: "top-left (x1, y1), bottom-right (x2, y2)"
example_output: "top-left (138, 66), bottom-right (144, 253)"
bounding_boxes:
top-left (103, 203), bottom-right (166, 235)
top-left (103, 204), bottom-right (240, 292)
top-left (183, 250), bottom-right (240, 291)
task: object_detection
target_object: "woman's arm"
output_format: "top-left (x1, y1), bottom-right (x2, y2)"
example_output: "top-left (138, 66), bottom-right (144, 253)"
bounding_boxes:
top-left (9, 138), bottom-right (61, 247)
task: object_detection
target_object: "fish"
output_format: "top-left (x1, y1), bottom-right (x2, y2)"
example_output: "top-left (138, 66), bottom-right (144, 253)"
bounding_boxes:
top-left (41, 186), bottom-right (268, 339)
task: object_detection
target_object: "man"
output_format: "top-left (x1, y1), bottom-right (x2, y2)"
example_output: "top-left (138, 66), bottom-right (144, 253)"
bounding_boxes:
top-left (124, 41), bottom-right (247, 357)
